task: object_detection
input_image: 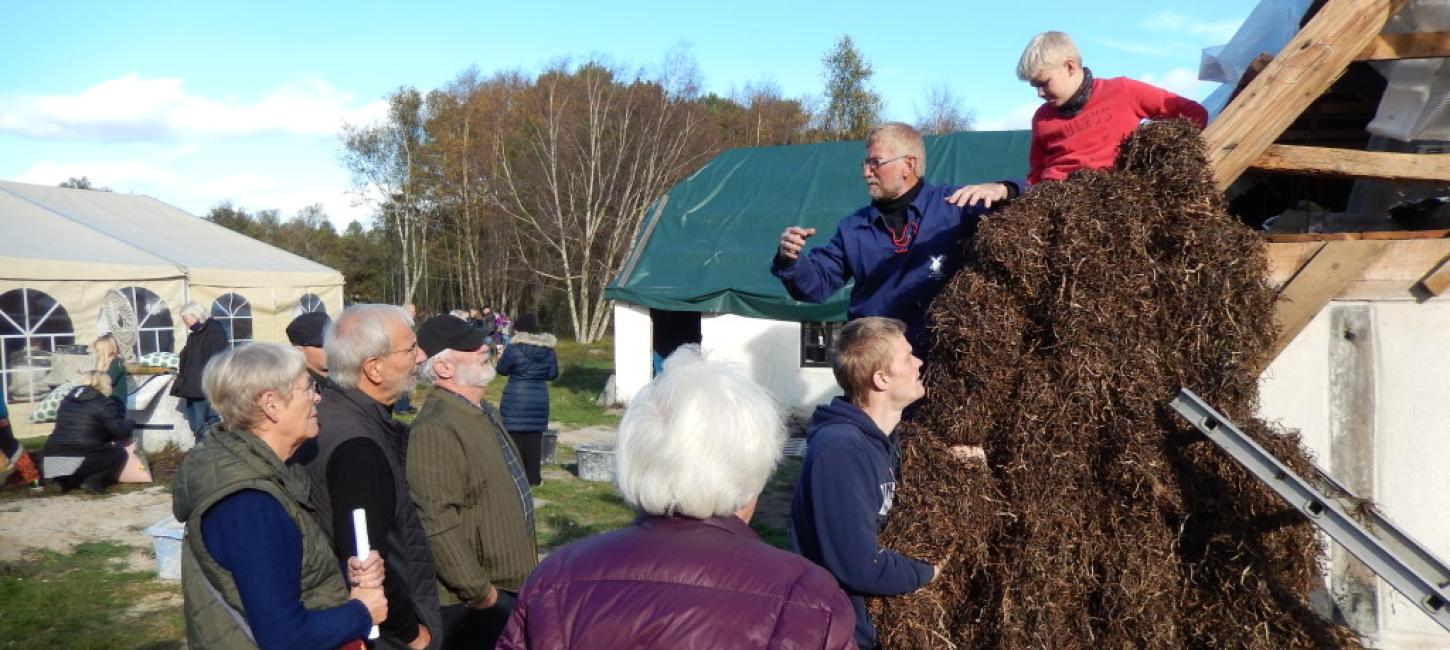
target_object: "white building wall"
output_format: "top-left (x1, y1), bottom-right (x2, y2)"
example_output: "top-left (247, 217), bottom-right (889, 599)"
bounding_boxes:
top-left (1260, 301), bottom-right (1450, 648)
top-left (611, 303), bottom-right (653, 404)
top-left (698, 313), bottom-right (839, 412)
top-left (610, 304), bottom-right (839, 412)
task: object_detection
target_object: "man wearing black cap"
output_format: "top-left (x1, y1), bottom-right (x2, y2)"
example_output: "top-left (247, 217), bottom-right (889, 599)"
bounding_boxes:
top-left (407, 316), bottom-right (537, 649)
top-left (285, 311), bottom-right (332, 387)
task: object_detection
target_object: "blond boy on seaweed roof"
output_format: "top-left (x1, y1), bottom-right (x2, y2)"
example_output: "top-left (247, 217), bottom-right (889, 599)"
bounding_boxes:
top-left (1019, 31), bottom-right (1208, 185)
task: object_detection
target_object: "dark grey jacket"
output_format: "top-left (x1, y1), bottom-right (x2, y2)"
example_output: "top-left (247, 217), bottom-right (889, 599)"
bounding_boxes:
top-left (299, 385), bottom-right (442, 649)
top-left (172, 318), bottom-right (229, 399)
top-left (45, 386), bottom-right (134, 456)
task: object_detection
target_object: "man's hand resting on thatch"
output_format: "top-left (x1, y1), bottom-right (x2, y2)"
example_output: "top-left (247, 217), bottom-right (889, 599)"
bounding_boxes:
top-left (948, 445), bottom-right (986, 467)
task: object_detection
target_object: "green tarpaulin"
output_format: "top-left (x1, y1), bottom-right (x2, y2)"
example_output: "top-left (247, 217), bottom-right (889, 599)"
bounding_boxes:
top-left (606, 130), bottom-right (1032, 322)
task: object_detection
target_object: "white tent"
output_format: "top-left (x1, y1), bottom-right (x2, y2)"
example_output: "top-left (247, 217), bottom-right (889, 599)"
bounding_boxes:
top-left (0, 180), bottom-right (345, 429)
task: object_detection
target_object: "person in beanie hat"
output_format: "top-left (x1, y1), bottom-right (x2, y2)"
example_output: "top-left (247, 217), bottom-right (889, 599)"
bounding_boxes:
top-left (287, 311), bottom-right (333, 387)
top-left (494, 314), bottom-right (557, 486)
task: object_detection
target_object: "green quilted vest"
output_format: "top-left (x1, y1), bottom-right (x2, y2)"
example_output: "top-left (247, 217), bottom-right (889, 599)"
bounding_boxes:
top-left (172, 426), bottom-right (353, 649)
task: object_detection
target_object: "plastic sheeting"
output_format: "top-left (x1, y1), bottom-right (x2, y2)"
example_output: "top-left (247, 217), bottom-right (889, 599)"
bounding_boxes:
top-left (605, 131), bottom-right (1031, 321)
top-left (1198, 0), bottom-right (1313, 118)
top-left (1366, 0), bottom-right (1450, 141)
top-left (1200, 0), bottom-right (1450, 142)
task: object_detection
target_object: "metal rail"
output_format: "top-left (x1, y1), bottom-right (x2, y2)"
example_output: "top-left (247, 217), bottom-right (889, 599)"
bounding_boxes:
top-left (1169, 388), bottom-right (1450, 632)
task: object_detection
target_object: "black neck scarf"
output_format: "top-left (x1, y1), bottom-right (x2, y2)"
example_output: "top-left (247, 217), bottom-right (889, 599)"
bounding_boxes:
top-left (1056, 67), bottom-right (1095, 118)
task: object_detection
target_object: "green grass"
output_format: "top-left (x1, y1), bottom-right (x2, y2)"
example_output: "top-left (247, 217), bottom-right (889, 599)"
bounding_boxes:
top-left (486, 338), bottom-right (620, 428)
top-left (532, 443), bottom-right (636, 552)
top-left (0, 542), bottom-right (183, 649)
top-left (751, 457), bottom-right (802, 550)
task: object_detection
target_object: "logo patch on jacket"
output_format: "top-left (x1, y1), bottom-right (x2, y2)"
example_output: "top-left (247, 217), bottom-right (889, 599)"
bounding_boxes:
top-left (928, 255), bottom-right (946, 279)
top-left (878, 481), bottom-right (896, 516)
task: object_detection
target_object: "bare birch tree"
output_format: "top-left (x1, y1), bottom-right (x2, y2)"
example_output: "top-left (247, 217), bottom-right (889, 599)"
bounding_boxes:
top-left (915, 83), bottom-right (976, 135)
top-left (492, 58), bottom-right (714, 342)
top-left (342, 87), bottom-right (430, 305)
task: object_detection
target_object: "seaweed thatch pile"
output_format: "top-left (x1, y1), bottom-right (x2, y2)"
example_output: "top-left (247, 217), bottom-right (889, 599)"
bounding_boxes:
top-left (873, 120), bottom-right (1359, 648)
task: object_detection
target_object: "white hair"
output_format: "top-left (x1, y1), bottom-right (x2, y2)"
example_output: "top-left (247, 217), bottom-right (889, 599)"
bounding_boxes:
top-left (866, 122), bottom-right (928, 177)
top-left (325, 304), bottom-right (413, 390)
top-left (1018, 31), bottom-right (1081, 81)
top-left (448, 309), bottom-right (469, 320)
top-left (179, 300), bottom-right (208, 322)
top-left (203, 342), bottom-right (306, 432)
top-left (614, 345), bottom-right (785, 519)
top-left (417, 348), bottom-right (454, 385)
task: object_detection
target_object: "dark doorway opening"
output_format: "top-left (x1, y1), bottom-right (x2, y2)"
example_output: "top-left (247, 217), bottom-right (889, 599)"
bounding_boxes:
top-left (650, 309), bottom-right (702, 375)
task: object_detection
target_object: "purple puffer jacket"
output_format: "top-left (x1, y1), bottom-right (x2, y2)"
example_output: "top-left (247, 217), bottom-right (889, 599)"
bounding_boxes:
top-left (498, 515), bottom-right (856, 650)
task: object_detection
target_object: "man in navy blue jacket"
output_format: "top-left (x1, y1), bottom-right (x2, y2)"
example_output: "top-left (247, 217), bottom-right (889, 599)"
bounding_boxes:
top-left (791, 316), bottom-right (982, 648)
top-left (771, 122), bottom-right (1020, 351)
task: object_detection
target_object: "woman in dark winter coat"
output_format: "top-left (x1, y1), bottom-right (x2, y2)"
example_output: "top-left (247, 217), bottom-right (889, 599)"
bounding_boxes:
top-left (495, 313), bottom-right (557, 485)
top-left (43, 371), bottom-right (149, 493)
top-left (171, 300), bottom-right (229, 440)
top-left (497, 348), bottom-right (856, 649)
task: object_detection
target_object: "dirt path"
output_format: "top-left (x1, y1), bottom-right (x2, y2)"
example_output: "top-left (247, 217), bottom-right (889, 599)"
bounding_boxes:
top-left (0, 486), bottom-right (173, 569)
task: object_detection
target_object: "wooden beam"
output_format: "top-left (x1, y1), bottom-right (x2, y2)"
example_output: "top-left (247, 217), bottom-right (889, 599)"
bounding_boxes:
top-left (1250, 144), bottom-right (1450, 182)
top-left (1266, 230), bottom-right (1450, 243)
top-left (1265, 240), bottom-right (1391, 368)
top-left (1417, 256), bottom-right (1450, 296)
top-left (1357, 31), bottom-right (1450, 61)
top-left (1204, 0), bottom-right (1409, 191)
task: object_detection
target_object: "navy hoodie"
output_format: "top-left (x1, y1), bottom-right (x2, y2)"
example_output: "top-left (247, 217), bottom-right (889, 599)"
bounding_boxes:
top-left (790, 396), bottom-right (934, 648)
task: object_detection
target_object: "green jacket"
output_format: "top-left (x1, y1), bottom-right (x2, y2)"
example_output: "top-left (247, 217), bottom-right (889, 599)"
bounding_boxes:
top-left (407, 389), bottom-right (537, 605)
top-left (106, 358), bottom-right (128, 409)
top-left (172, 426), bottom-right (354, 648)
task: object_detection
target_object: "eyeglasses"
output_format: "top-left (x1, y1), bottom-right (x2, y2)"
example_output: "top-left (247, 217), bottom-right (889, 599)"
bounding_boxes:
top-left (381, 342), bottom-right (419, 358)
top-left (291, 378), bottom-right (322, 397)
top-left (862, 154), bottom-right (910, 171)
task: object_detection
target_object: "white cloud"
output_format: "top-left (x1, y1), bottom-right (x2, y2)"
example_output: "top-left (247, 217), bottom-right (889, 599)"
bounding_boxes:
top-left (193, 173), bottom-right (280, 197)
top-left (1139, 68), bottom-right (1211, 100)
top-left (1142, 11), bottom-right (1241, 43)
top-left (14, 160), bottom-right (176, 187)
top-left (0, 74), bottom-right (383, 142)
top-left (976, 102), bottom-right (1040, 131)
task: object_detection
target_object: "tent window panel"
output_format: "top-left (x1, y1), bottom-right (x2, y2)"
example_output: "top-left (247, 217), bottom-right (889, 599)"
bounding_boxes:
top-left (121, 287), bottom-right (174, 356)
top-left (0, 288), bottom-right (76, 403)
top-left (211, 293), bottom-right (252, 347)
top-left (294, 293), bottom-right (326, 317)
top-left (800, 321), bottom-right (842, 369)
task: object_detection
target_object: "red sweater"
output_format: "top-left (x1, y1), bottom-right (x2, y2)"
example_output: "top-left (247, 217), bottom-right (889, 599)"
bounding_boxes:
top-left (1028, 76), bottom-right (1208, 184)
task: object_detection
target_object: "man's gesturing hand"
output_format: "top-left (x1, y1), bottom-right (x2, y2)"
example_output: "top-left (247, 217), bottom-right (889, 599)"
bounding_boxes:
top-left (777, 226), bottom-right (817, 261)
top-left (945, 183), bottom-right (1010, 209)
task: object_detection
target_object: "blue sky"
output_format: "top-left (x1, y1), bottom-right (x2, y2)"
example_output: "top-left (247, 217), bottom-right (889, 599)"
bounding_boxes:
top-left (0, 0), bottom-right (1259, 230)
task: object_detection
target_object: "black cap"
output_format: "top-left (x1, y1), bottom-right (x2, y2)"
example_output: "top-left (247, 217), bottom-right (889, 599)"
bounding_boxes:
top-left (417, 315), bottom-right (489, 358)
top-left (286, 312), bottom-right (330, 347)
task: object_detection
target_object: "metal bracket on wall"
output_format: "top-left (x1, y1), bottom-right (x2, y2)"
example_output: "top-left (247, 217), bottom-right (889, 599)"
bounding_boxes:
top-left (1168, 388), bottom-right (1450, 633)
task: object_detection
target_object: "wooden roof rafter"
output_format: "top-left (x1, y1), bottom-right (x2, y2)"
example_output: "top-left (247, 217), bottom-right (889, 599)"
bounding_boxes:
top-left (1200, 0), bottom-right (1450, 369)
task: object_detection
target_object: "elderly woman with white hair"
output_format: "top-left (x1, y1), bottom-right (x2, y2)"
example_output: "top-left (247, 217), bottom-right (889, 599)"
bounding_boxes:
top-left (172, 343), bottom-right (388, 649)
top-left (498, 347), bottom-right (856, 649)
top-left (170, 300), bottom-right (230, 440)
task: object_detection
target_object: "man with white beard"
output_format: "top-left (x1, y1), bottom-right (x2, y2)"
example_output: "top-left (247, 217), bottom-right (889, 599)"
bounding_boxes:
top-left (408, 315), bottom-right (538, 650)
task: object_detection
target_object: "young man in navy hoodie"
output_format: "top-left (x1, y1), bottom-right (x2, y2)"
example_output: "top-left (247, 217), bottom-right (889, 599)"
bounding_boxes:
top-left (790, 316), bottom-right (945, 649)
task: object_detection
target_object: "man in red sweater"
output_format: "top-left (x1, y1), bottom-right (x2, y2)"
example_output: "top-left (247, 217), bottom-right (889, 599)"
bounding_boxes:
top-left (1019, 31), bottom-right (1208, 185)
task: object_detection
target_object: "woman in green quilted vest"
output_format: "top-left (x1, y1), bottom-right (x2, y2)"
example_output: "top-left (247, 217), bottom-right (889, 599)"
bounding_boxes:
top-left (172, 343), bottom-right (388, 649)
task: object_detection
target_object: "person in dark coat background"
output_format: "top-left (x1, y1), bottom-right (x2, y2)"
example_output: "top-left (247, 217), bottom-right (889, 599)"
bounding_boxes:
top-left (171, 300), bottom-right (230, 440)
top-left (44, 371), bottom-right (149, 493)
top-left (495, 314), bottom-right (557, 486)
top-left (497, 347), bottom-right (855, 650)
